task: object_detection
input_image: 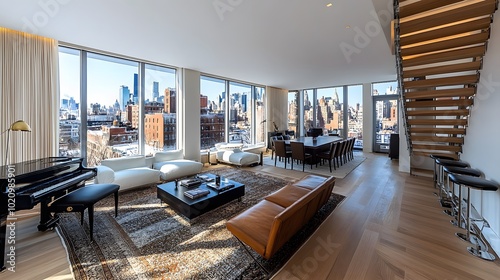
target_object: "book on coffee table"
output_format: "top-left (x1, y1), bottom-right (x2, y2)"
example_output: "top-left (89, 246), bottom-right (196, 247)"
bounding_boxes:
top-left (207, 182), bottom-right (234, 192)
top-left (180, 178), bottom-right (202, 188)
top-left (196, 175), bottom-right (214, 182)
top-left (184, 188), bottom-right (210, 199)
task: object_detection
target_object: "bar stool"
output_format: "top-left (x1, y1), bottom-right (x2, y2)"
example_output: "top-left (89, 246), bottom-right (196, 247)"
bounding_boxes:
top-left (434, 158), bottom-right (469, 208)
top-left (442, 166), bottom-right (482, 228)
top-left (430, 155), bottom-right (456, 189)
top-left (448, 173), bottom-right (499, 261)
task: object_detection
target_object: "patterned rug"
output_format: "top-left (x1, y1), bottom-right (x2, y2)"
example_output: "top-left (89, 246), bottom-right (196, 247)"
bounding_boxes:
top-left (57, 167), bottom-right (345, 279)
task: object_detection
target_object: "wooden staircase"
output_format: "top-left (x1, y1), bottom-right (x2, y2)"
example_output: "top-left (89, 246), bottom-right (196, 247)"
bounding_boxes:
top-left (394, 0), bottom-right (498, 160)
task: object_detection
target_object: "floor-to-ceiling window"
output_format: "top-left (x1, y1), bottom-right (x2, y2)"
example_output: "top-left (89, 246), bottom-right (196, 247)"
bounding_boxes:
top-left (144, 65), bottom-right (176, 153)
top-left (372, 81), bottom-right (398, 153)
top-left (254, 86), bottom-right (266, 144)
top-left (303, 89), bottom-right (314, 132)
top-left (347, 85), bottom-right (363, 149)
top-left (59, 47), bottom-right (179, 165)
top-left (288, 91), bottom-right (298, 134)
top-left (86, 53), bottom-right (139, 166)
top-left (200, 76), bottom-right (226, 150)
top-left (229, 82), bottom-right (252, 144)
top-left (58, 47), bottom-right (81, 158)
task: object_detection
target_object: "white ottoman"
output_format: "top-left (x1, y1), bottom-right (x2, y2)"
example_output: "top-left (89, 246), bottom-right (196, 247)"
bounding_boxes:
top-left (217, 150), bottom-right (261, 166)
top-left (155, 159), bottom-right (203, 181)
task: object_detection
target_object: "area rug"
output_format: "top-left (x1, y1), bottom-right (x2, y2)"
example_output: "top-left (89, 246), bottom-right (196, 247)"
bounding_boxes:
top-left (263, 151), bottom-right (366, 179)
top-left (57, 167), bottom-right (345, 280)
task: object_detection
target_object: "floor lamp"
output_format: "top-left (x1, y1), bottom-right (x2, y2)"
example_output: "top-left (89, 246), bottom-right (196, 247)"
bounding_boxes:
top-left (3, 120), bottom-right (31, 166)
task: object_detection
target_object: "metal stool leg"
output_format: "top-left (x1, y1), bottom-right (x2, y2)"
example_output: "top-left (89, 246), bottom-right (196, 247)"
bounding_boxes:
top-left (467, 219), bottom-right (496, 261)
top-left (456, 187), bottom-right (486, 249)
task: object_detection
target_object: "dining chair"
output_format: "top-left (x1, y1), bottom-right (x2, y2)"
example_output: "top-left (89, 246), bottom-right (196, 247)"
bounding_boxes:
top-left (334, 140), bottom-right (345, 167)
top-left (317, 142), bottom-right (338, 172)
top-left (348, 137), bottom-right (356, 161)
top-left (346, 138), bottom-right (354, 162)
top-left (274, 140), bottom-right (292, 169)
top-left (340, 139), bottom-right (350, 165)
top-left (270, 135), bottom-right (283, 160)
top-left (290, 142), bottom-right (313, 171)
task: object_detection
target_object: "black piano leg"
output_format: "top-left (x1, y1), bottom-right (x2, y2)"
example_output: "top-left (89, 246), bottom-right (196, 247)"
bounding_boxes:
top-left (37, 199), bottom-right (59, 231)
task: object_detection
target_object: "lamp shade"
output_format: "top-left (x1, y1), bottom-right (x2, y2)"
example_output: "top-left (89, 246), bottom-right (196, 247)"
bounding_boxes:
top-left (10, 120), bottom-right (31, 132)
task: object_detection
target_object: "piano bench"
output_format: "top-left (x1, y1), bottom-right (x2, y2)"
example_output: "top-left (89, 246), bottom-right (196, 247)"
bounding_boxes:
top-left (49, 183), bottom-right (120, 241)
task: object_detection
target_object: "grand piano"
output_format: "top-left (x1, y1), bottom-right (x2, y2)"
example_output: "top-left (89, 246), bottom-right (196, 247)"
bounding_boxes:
top-left (0, 157), bottom-right (96, 271)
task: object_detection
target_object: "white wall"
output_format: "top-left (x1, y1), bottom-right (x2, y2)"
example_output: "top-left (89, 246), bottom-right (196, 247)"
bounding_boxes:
top-left (461, 18), bottom-right (500, 247)
top-left (179, 68), bottom-right (201, 161)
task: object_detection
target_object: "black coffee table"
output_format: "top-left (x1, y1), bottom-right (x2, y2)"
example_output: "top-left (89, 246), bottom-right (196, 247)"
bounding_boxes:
top-left (156, 174), bottom-right (245, 219)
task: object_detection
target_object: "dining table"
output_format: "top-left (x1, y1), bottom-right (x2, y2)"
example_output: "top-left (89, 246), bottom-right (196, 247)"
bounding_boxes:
top-left (286, 135), bottom-right (343, 165)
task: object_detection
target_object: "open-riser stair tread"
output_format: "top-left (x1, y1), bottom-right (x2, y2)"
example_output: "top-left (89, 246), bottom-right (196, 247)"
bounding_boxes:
top-left (402, 45), bottom-right (486, 68)
top-left (401, 32), bottom-right (490, 57)
top-left (399, 0), bottom-right (497, 35)
top-left (400, 17), bottom-right (492, 46)
top-left (412, 151), bottom-right (460, 160)
top-left (410, 127), bottom-right (466, 134)
top-left (407, 119), bottom-right (468, 126)
top-left (405, 109), bottom-right (470, 116)
top-left (403, 61), bottom-right (482, 79)
top-left (411, 135), bottom-right (464, 144)
top-left (412, 144), bottom-right (462, 152)
top-left (404, 87), bottom-right (476, 99)
top-left (405, 99), bottom-right (473, 108)
top-left (399, 0), bottom-right (465, 18)
top-left (403, 74), bottom-right (479, 89)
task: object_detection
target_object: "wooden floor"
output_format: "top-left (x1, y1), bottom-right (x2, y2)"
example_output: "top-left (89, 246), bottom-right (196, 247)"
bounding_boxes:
top-left (2, 152), bottom-right (500, 279)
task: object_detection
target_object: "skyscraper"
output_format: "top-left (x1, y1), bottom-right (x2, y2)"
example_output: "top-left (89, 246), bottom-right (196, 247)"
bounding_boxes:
top-left (119, 85), bottom-right (131, 110)
top-left (241, 93), bottom-right (247, 112)
top-left (153, 81), bottom-right (159, 100)
top-left (133, 73), bottom-right (139, 104)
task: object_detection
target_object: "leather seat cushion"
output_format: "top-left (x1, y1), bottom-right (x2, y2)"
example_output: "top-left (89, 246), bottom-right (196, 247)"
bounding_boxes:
top-left (291, 175), bottom-right (327, 190)
top-left (226, 200), bottom-right (284, 256)
top-left (265, 185), bottom-right (311, 208)
top-left (51, 184), bottom-right (120, 206)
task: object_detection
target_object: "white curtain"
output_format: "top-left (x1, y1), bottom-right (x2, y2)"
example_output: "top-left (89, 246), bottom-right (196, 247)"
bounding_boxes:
top-left (0, 27), bottom-right (59, 165)
top-left (266, 86), bottom-right (289, 133)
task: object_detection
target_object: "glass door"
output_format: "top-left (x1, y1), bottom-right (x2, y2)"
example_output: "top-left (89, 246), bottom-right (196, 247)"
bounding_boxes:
top-left (372, 81), bottom-right (399, 153)
top-left (373, 96), bottom-right (398, 153)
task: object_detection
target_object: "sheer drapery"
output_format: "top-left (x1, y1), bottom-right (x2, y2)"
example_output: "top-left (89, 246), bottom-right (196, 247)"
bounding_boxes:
top-left (266, 86), bottom-right (288, 133)
top-left (0, 27), bottom-right (59, 165)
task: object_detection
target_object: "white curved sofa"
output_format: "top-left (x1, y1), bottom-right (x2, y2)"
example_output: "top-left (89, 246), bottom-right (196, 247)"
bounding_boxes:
top-left (95, 149), bottom-right (203, 191)
top-left (214, 143), bottom-right (262, 167)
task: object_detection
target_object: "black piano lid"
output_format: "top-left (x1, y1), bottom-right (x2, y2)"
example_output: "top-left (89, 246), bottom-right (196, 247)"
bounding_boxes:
top-left (0, 157), bottom-right (81, 180)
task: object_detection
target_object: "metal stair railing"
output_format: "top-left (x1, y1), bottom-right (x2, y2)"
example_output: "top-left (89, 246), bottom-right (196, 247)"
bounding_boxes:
top-left (393, 0), bottom-right (412, 155)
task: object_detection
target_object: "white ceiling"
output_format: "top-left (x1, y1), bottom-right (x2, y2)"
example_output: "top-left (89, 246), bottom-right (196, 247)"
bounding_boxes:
top-left (0, 0), bottom-right (397, 90)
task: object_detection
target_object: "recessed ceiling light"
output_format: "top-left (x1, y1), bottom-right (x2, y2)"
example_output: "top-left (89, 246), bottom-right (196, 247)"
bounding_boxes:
top-left (326, 3), bottom-right (333, 7)
top-left (346, 25), bottom-right (351, 29)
